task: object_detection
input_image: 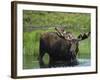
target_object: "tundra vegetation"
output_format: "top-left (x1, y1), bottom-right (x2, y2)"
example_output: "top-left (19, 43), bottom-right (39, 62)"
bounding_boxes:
top-left (23, 10), bottom-right (91, 69)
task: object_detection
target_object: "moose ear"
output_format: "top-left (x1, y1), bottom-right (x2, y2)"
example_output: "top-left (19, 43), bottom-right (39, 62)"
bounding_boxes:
top-left (77, 32), bottom-right (90, 41)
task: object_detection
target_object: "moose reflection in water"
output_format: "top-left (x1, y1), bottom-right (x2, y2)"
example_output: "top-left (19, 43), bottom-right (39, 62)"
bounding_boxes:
top-left (38, 27), bottom-right (90, 68)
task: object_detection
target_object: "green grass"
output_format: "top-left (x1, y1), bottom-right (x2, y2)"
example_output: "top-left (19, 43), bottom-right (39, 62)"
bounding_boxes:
top-left (78, 38), bottom-right (91, 59)
top-left (23, 29), bottom-right (54, 56)
top-left (23, 11), bottom-right (90, 32)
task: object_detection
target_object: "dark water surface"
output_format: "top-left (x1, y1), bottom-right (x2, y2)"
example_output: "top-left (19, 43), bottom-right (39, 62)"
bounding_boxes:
top-left (23, 55), bottom-right (91, 69)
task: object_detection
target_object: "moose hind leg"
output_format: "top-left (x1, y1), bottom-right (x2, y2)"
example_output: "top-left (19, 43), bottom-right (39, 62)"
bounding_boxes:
top-left (38, 48), bottom-right (46, 68)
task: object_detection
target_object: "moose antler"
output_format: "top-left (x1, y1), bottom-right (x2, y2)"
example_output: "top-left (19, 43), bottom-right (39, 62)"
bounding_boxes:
top-left (77, 32), bottom-right (91, 40)
top-left (55, 27), bottom-right (75, 40)
top-left (55, 27), bottom-right (65, 38)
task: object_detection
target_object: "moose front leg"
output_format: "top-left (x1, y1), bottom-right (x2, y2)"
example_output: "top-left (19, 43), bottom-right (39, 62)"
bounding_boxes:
top-left (71, 55), bottom-right (79, 66)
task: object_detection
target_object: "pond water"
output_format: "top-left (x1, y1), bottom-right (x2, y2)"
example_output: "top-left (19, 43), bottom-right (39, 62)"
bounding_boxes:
top-left (23, 55), bottom-right (91, 69)
top-left (77, 59), bottom-right (91, 66)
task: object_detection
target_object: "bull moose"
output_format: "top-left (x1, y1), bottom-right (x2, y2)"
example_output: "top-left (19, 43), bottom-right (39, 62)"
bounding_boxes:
top-left (38, 27), bottom-right (90, 68)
